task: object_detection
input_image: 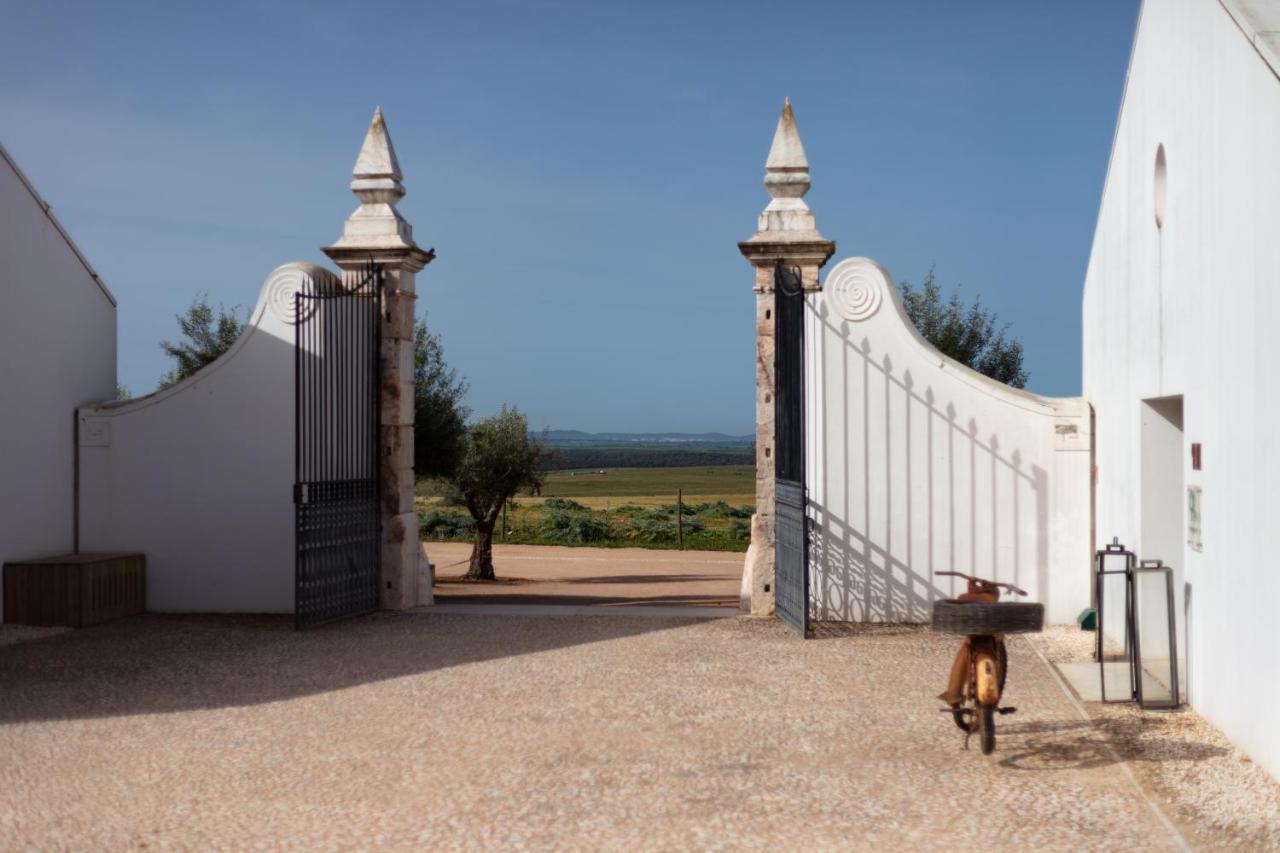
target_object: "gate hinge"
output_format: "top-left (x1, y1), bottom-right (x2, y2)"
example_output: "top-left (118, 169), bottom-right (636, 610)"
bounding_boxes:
top-left (293, 483), bottom-right (306, 505)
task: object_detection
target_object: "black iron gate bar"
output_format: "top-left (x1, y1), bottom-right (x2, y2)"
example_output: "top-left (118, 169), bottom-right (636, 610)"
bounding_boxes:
top-left (294, 262), bottom-right (383, 629)
top-left (773, 259), bottom-right (810, 637)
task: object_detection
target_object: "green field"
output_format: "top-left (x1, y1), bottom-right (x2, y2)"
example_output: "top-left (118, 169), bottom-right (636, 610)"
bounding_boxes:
top-left (538, 465), bottom-right (754, 501)
top-left (417, 464), bottom-right (756, 552)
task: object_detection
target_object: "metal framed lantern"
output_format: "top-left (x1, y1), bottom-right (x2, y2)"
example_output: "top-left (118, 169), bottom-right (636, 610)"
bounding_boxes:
top-left (1094, 538), bottom-right (1137, 702)
top-left (1132, 560), bottom-right (1180, 709)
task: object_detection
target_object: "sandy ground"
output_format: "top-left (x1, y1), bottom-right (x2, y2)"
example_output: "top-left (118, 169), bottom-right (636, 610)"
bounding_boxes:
top-left (0, 612), bottom-right (1202, 851)
top-left (1032, 626), bottom-right (1280, 850)
top-left (428, 542), bottom-right (742, 607)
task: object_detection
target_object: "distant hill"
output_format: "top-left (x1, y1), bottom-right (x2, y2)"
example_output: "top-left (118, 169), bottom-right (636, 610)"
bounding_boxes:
top-left (543, 430), bottom-right (753, 446)
top-left (537, 431), bottom-right (754, 470)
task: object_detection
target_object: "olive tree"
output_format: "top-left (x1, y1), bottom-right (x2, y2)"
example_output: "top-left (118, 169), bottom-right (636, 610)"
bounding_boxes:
top-left (159, 295), bottom-right (245, 388)
top-left (452, 406), bottom-right (546, 580)
top-left (413, 316), bottom-right (469, 480)
top-left (899, 268), bottom-right (1029, 389)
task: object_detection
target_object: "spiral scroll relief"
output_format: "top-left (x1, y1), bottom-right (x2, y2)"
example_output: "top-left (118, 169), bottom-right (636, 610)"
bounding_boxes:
top-left (825, 258), bottom-right (887, 322)
top-left (264, 264), bottom-right (330, 325)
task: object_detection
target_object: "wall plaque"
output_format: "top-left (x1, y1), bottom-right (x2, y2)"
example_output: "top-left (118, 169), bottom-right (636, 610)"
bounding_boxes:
top-left (1187, 485), bottom-right (1202, 552)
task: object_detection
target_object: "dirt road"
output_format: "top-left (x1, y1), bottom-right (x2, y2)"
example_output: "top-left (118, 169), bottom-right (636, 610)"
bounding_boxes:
top-left (428, 542), bottom-right (742, 608)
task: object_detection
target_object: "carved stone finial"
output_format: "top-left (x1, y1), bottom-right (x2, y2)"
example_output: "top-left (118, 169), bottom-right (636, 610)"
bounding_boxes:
top-left (764, 97), bottom-right (810, 207)
top-left (328, 107), bottom-right (418, 252)
top-left (740, 98), bottom-right (832, 258)
top-left (353, 106), bottom-right (404, 201)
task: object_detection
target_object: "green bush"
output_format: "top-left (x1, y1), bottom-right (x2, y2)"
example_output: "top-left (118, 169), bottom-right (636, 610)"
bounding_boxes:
top-left (634, 508), bottom-right (673, 524)
top-left (693, 500), bottom-right (753, 518)
top-left (420, 508), bottom-right (474, 539)
top-left (539, 510), bottom-right (609, 544)
top-left (699, 502), bottom-right (754, 519)
top-left (729, 518), bottom-right (751, 540)
top-left (625, 516), bottom-right (706, 543)
top-left (544, 496), bottom-right (588, 512)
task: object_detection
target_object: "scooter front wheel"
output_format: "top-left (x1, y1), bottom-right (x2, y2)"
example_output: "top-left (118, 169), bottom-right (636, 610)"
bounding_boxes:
top-left (979, 704), bottom-right (996, 754)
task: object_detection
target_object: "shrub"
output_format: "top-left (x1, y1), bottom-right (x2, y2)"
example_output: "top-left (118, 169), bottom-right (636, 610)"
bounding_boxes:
top-left (625, 516), bottom-right (706, 543)
top-left (539, 510), bottom-right (609, 544)
top-left (635, 508), bottom-right (673, 524)
top-left (544, 496), bottom-right (588, 512)
top-left (420, 508), bottom-right (474, 539)
top-left (729, 518), bottom-right (751, 540)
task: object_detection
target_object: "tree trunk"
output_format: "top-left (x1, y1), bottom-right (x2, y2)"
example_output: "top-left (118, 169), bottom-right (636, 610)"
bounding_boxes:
top-left (465, 519), bottom-right (497, 580)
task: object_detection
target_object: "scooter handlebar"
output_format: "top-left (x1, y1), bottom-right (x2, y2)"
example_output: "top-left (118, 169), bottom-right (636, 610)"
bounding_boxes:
top-left (934, 571), bottom-right (1029, 597)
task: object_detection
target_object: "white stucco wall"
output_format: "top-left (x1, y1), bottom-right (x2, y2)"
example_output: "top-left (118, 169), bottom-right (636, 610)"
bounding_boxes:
top-left (0, 145), bottom-right (116, 612)
top-left (807, 257), bottom-right (1093, 625)
top-left (77, 264), bottom-right (335, 613)
top-left (1083, 0), bottom-right (1280, 778)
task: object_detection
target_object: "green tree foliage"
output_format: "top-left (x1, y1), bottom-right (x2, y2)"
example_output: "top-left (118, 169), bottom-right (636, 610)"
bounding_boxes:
top-left (451, 406), bottom-right (547, 579)
top-left (898, 269), bottom-right (1029, 389)
top-left (413, 316), bottom-right (469, 480)
top-left (159, 295), bottom-right (245, 388)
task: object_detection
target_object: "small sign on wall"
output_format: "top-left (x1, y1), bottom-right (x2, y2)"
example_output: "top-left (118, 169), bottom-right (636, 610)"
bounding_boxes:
top-left (1187, 486), bottom-right (1203, 552)
top-left (79, 417), bottom-right (111, 447)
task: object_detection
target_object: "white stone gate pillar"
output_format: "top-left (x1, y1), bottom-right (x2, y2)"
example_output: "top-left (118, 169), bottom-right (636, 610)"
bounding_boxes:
top-left (325, 108), bottom-right (434, 610)
top-left (737, 99), bottom-right (834, 615)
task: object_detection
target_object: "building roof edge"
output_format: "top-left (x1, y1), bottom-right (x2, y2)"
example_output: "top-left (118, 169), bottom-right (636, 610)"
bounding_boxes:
top-left (0, 141), bottom-right (117, 308)
top-left (1219, 0), bottom-right (1280, 83)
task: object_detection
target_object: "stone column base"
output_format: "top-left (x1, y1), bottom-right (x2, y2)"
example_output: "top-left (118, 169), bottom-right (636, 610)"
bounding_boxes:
top-left (741, 513), bottom-right (776, 616)
top-left (381, 511), bottom-right (421, 610)
top-left (417, 542), bottom-right (435, 607)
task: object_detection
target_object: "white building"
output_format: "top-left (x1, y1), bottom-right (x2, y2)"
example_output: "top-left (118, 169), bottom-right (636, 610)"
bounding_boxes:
top-left (1083, 0), bottom-right (1280, 780)
top-left (0, 144), bottom-right (117, 605)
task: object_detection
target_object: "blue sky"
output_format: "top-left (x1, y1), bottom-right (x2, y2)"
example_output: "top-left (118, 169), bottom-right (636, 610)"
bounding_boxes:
top-left (2, 0), bottom-right (1139, 434)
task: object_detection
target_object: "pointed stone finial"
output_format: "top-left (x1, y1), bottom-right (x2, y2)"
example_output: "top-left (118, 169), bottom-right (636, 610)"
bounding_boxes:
top-left (353, 106), bottom-right (404, 199)
top-left (763, 97), bottom-right (811, 215)
top-left (741, 98), bottom-right (830, 248)
top-left (327, 107), bottom-right (420, 252)
top-left (766, 98), bottom-right (809, 172)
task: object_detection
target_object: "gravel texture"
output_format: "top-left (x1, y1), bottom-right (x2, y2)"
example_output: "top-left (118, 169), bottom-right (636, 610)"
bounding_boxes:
top-left (1033, 625), bottom-right (1280, 850)
top-left (0, 625), bottom-right (70, 647)
top-left (1, 613), bottom-right (1194, 850)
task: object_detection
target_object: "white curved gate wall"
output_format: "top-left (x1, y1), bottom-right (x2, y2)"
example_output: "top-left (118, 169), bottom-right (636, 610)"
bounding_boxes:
top-left (77, 265), bottom-right (332, 613)
top-left (806, 257), bottom-right (1092, 624)
top-left (0, 145), bottom-right (116, 621)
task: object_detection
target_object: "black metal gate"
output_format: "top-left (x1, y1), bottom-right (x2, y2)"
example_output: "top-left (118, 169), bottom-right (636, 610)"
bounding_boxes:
top-left (294, 263), bottom-right (383, 629)
top-left (774, 261), bottom-right (809, 636)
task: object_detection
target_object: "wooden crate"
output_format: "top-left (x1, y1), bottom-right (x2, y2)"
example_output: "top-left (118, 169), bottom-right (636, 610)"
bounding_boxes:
top-left (3, 553), bottom-right (145, 627)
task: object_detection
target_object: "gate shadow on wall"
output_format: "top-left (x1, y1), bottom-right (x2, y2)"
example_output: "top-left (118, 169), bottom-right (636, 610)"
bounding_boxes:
top-left (808, 305), bottom-right (1049, 623)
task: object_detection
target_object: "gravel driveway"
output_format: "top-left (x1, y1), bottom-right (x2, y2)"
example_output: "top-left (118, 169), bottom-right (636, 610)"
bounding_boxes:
top-left (1, 612), bottom-right (1192, 850)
